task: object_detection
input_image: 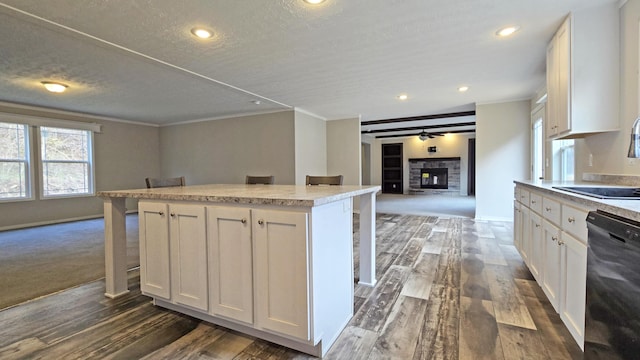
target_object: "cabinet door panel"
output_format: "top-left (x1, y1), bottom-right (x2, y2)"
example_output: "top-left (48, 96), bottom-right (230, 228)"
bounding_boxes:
top-left (207, 207), bottom-right (253, 324)
top-left (529, 212), bottom-right (543, 282)
top-left (170, 204), bottom-right (208, 311)
top-left (139, 202), bottom-right (170, 299)
top-left (542, 219), bottom-right (562, 312)
top-left (561, 232), bottom-right (587, 349)
top-left (513, 201), bottom-right (522, 254)
top-left (556, 19), bottom-right (571, 135)
top-left (253, 209), bottom-right (309, 340)
top-left (521, 206), bottom-right (530, 265)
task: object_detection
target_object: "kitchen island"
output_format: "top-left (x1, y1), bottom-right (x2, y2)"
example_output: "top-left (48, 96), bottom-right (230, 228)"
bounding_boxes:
top-left (97, 184), bottom-right (380, 357)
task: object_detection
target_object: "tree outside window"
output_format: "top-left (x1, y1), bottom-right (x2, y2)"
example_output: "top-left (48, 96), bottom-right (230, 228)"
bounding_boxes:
top-left (40, 127), bottom-right (93, 197)
top-left (0, 122), bottom-right (30, 199)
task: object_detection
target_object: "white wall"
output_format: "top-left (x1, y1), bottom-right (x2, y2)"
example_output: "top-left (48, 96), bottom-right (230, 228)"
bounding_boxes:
top-left (327, 117), bottom-right (361, 185)
top-left (294, 110), bottom-right (327, 185)
top-left (160, 111), bottom-right (296, 185)
top-left (0, 103), bottom-right (160, 229)
top-left (476, 100), bottom-right (530, 221)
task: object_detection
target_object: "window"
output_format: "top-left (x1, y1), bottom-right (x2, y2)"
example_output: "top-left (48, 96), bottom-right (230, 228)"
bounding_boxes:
top-left (553, 139), bottom-right (575, 181)
top-left (0, 122), bottom-right (31, 200)
top-left (39, 126), bottom-right (94, 197)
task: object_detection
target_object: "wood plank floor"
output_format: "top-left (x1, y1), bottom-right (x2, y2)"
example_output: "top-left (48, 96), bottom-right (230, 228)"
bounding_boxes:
top-left (0, 214), bottom-right (582, 359)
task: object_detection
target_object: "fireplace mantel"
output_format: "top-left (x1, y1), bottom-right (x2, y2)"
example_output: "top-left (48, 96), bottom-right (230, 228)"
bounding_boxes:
top-left (409, 157), bottom-right (461, 162)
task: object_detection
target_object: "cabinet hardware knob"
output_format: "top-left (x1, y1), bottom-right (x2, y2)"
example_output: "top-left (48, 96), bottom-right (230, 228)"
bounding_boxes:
top-left (241, 218), bottom-right (247, 224)
top-left (258, 219), bottom-right (264, 225)
top-left (545, 207), bottom-right (551, 212)
top-left (552, 236), bottom-right (558, 242)
top-left (170, 213), bottom-right (175, 217)
top-left (158, 211), bottom-right (164, 216)
top-left (531, 200), bottom-right (536, 204)
top-left (558, 240), bottom-right (564, 246)
top-left (568, 217), bottom-right (575, 223)
top-left (535, 224), bottom-right (540, 228)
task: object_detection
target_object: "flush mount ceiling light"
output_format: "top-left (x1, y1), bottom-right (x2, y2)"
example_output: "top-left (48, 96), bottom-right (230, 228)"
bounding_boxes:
top-left (496, 25), bottom-right (520, 37)
top-left (303, 0), bottom-right (326, 4)
top-left (41, 81), bottom-right (68, 93)
top-left (397, 94), bottom-right (408, 101)
top-left (458, 86), bottom-right (469, 93)
top-left (251, 100), bottom-right (261, 105)
top-left (190, 27), bottom-right (213, 39)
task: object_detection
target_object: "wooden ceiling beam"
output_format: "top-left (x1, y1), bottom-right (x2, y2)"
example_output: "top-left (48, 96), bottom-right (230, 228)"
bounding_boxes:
top-left (361, 121), bottom-right (475, 134)
top-left (361, 110), bottom-right (475, 126)
top-left (374, 129), bottom-right (476, 139)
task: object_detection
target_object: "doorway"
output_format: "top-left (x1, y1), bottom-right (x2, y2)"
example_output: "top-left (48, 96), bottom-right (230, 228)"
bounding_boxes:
top-left (467, 138), bottom-right (476, 196)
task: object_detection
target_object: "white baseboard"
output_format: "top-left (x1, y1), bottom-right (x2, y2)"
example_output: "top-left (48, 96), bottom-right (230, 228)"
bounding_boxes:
top-left (0, 210), bottom-right (138, 231)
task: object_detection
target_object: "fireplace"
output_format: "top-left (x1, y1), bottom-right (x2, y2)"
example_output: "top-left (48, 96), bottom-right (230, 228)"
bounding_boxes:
top-left (420, 168), bottom-right (448, 189)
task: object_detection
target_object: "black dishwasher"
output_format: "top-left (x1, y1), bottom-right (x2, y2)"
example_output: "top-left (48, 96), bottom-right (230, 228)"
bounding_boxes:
top-left (585, 210), bottom-right (640, 359)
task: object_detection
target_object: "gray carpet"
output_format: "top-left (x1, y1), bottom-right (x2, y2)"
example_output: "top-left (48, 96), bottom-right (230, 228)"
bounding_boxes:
top-left (0, 215), bottom-right (139, 310)
top-left (375, 194), bottom-right (476, 218)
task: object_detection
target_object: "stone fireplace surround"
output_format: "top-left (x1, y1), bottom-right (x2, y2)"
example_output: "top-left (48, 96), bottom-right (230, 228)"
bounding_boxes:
top-left (409, 157), bottom-right (461, 195)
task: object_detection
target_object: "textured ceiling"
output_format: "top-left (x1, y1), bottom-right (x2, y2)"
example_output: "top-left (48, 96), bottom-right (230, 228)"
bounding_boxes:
top-left (0, 0), bottom-right (618, 125)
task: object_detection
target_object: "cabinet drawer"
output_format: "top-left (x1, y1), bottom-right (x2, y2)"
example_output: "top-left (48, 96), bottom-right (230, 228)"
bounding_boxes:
top-left (514, 187), bottom-right (520, 200)
top-left (519, 189), bottom-right (530, 205)
top-left (542, 197), bottom-right (561, 225)
top-left (562, 204), bottom-right (588, 242)
top-left (530, 192), bottom-right (543, 214)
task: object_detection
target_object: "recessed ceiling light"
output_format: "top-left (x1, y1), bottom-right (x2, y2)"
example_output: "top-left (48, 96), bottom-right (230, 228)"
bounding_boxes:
top-left (190, 27), bottom-right (213, 39)
top-left (303, 0), bottom-right (326, 4)
top-left (496, 25), bottom-right (520, 37)
top-left (41, 81), bottom-right (68, 93)
top-left (251, 100), bottom-right (261, 105)
top-left (458, 86), bottom-right (469, 92)
top-left (397, 94), bottom-right (408, 101)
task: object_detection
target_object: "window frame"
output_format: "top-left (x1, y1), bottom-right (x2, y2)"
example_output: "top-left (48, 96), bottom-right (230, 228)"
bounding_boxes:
top-left (37, 126), bottom-right (96, 199)
top-left (0, 122), bottom-right (34, 202)
top-left (0, 113), bottom-right (101, 203)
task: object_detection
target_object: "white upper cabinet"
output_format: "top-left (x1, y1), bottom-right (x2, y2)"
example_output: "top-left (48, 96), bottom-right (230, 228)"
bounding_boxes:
top-left (546, 3), bottom-right (619, 139)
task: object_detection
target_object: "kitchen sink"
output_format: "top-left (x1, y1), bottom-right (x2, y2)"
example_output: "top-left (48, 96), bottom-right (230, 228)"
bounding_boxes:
top-left (552, 186), bottom-right (640, 200)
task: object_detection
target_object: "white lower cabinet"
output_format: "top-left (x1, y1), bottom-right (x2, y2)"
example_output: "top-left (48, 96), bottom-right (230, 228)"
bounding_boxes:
top-left (207, 207), bottom-right (253, 324)
top-left (542, 219), bottom-right (562, 312)
top-left (560, 230), bottom-right (587, 349)
top-left (253, 209), bottom-right (310, 340)
top-left (139, 202), bottom-right (171, 300)
top-left (514, 184), bottom-right (592, 350)
top-left (139, 201), bottom-right (208, 311)
top-left (528, 211), bottom-right (543, 282)
top-left (169, 204), bottom-right (208, 311)
top-left (140, 201), bottom-right (312, 339)
top-left (513, 201), bottom-right (523, 255)
top-left (520, 206), bottom-right (531, 265)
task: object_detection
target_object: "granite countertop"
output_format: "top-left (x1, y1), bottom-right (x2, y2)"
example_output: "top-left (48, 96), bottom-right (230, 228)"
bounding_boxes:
top-left (97, 184), bottom-right (381, 207)
top-left (514, 179), bottom-right (640, 222)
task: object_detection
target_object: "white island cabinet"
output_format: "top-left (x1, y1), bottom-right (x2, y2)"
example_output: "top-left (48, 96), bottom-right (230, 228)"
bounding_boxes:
top-left (98, 184), bottom-right (380, 357)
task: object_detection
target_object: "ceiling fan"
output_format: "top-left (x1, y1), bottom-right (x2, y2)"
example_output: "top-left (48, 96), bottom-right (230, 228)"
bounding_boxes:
top-left (418, 130), bottom-right (444, 141)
